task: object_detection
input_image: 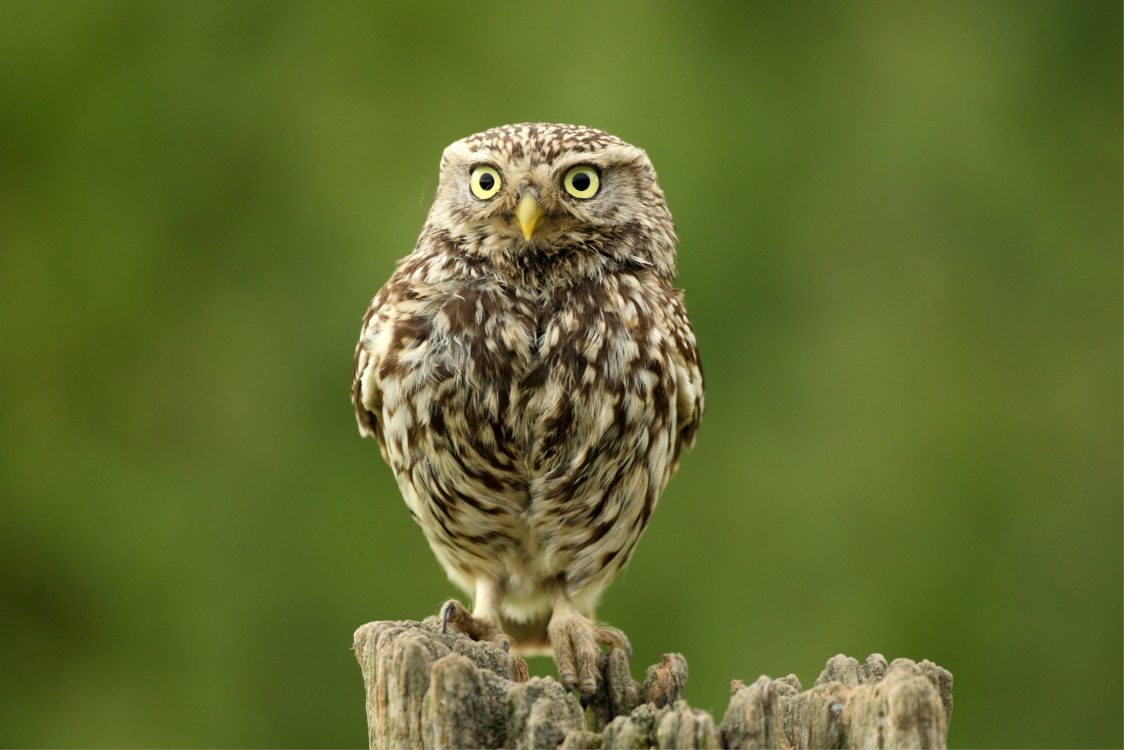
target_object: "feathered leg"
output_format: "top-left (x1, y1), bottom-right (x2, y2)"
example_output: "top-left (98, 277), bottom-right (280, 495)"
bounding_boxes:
top-left (546, 590), bottom-right (630, 694)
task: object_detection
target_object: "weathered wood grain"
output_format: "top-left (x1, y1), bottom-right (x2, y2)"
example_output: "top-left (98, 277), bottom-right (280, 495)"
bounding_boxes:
top-left (354, 619), bottom-right (952, 749)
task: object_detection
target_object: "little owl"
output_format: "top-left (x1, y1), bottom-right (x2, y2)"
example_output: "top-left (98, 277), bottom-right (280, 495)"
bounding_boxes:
top-left (352, 123), bottom-right (703, 694)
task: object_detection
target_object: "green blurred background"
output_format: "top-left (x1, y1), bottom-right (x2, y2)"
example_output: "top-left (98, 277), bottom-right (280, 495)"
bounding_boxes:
top-left (1, 1), bottom-right (1120, 746)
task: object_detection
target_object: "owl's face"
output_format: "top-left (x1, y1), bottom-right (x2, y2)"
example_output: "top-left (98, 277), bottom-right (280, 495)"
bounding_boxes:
top-left (427, 124), bottom-right (675, 270)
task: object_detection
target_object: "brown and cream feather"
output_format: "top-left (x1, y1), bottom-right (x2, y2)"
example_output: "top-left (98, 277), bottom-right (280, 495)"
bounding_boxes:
top-left (352, 123), bottom-right (702, 667)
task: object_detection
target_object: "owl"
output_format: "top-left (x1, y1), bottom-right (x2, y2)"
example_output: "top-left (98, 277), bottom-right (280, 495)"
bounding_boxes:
top-left (352, 123), bottom-right (703, 694)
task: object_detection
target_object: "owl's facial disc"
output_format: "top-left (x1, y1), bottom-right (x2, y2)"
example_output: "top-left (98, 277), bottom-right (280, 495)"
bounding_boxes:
top-left (515, 192), bottom-right (544, 241)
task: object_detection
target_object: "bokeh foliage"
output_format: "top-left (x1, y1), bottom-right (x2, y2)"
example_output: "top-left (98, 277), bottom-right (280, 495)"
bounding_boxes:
top-left (0, 1), bottom-right (1120, 746)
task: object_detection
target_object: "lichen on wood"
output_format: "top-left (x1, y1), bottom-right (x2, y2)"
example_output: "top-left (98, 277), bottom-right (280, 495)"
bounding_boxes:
top-left (354, 618), bottom-right (952, 749)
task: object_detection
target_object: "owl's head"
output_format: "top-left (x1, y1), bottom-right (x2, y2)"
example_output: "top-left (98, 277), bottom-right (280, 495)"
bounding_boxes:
top-left (427, 123), bottom-right (677, 278)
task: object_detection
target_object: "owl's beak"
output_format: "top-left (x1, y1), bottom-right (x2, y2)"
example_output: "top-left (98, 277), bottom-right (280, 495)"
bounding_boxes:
top-left (515, 192), bottom-right (544, 241)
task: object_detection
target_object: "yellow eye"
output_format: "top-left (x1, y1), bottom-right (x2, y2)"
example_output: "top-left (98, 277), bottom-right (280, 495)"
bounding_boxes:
top-left (470, 165), bottom-right (502, 200)
top-left (563, 165), bottom-right (600, 199)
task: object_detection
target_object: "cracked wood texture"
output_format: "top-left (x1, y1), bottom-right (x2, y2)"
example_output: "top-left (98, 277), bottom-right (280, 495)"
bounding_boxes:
top-left (354, 619), bottom-right (953, 749)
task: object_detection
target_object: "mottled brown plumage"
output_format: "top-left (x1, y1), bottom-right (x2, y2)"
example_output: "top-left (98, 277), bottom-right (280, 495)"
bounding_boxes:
top-left (353, 123), bottom-right (703, 693)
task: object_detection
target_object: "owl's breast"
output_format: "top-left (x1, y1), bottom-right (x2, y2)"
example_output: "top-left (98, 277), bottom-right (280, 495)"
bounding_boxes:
top-left (362, 276), bottom-right (541, 578)
top-left (364, 266), bottom-right (686, 590)
top-left (518, 272), bottom-right (679, 483)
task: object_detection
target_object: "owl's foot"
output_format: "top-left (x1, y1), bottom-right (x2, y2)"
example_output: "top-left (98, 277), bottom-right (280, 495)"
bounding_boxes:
top-left (547, 606), bottom-right (631, 695)
top-left (440, 599), bottom-right (512, 652)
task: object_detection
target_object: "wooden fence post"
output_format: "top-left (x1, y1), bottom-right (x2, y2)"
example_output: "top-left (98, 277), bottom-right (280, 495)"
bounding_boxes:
top-left (354, 618), bottom-right (952, 749)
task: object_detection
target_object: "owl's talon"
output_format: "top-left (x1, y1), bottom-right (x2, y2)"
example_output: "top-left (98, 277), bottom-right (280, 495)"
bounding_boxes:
top-left (440, 599), bottom-right (464, 635)
top-left (595, 625), bottom-right (632, 660)
top-left (549, 607), bottom-right (631, 696)
top-left (437, 598), bottom-right (513, 652)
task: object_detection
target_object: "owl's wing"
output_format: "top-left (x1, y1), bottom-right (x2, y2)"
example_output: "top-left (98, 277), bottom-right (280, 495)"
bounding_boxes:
top-left (352, 286), bottom-right (391, 449)
top-left (668, 290), bottom-right (704, 469)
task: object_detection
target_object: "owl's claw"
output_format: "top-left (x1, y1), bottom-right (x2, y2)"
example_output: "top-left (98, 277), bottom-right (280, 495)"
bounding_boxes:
top-left (548, 610), bottom-right (631, 695)
top-left (440, 599), bottom-right (459, 635)
top-left (596, 624), bottom-right (632, 660)
top-left (438, 599), bottom-right (513, 651)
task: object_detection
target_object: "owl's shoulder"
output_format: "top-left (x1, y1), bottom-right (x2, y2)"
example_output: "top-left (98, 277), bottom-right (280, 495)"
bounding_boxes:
top-left (351, 245), bottom-right (443, 441)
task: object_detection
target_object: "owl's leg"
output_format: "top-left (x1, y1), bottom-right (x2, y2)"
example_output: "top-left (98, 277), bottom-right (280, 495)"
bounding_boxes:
top-left (440, 578), bottom-right (512, 651)
top-left (547, 592), bottom-right (631, 695)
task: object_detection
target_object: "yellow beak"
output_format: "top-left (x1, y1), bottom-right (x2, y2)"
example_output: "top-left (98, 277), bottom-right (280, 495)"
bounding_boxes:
top-left (515, 192), bottom-right (544, 241)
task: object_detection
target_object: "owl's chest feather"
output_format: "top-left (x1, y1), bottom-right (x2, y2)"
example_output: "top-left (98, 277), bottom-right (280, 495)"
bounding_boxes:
top-left (402, 275), bottom-right (656, 458)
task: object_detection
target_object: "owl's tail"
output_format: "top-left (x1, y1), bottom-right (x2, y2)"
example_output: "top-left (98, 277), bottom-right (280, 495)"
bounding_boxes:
top-left (502, 613), bottom-right (552, 657)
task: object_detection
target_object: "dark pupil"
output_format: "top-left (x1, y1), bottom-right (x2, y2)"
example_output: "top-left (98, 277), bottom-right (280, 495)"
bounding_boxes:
top-left (571, 172), bottom-right (591, 191)
top-left (477, 172), bottom-right (495, 191)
